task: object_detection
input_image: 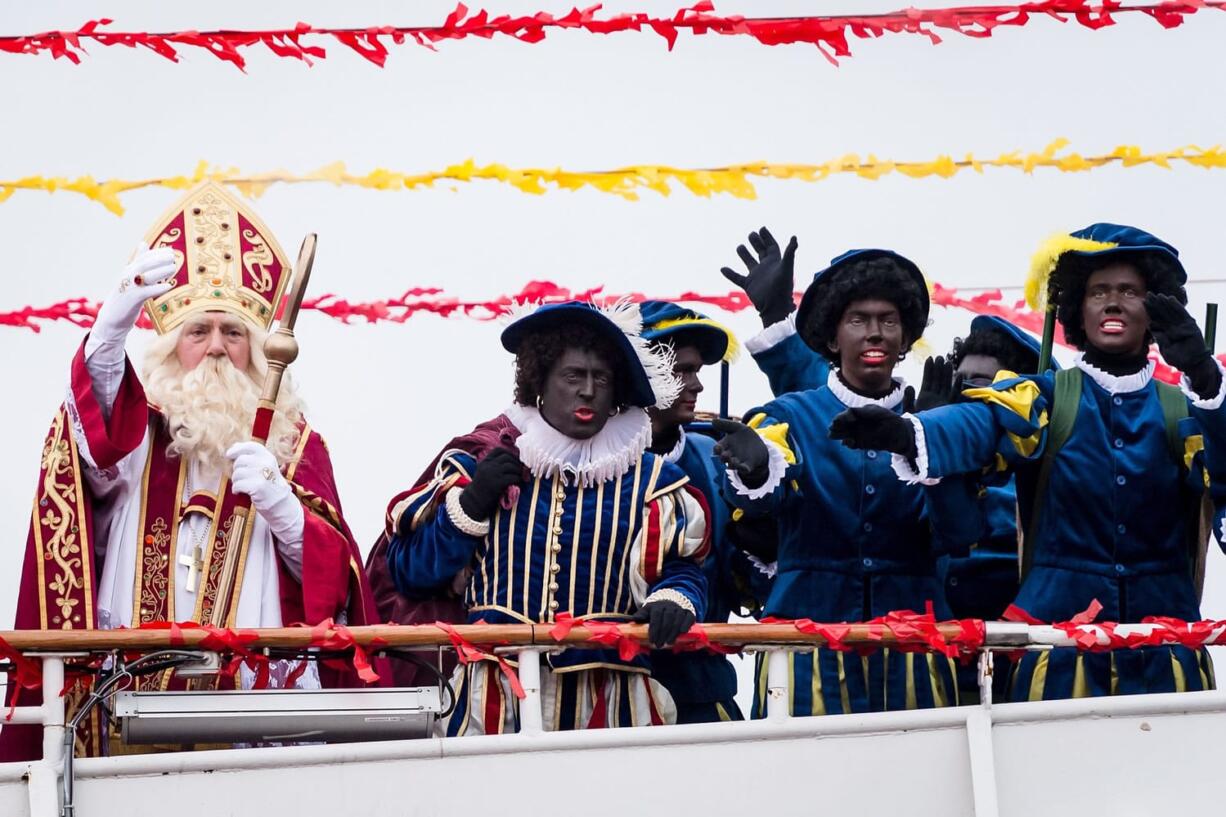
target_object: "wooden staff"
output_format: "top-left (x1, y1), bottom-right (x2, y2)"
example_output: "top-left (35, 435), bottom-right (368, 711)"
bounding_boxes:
top-left (209, 234), bottom-right (317, 628)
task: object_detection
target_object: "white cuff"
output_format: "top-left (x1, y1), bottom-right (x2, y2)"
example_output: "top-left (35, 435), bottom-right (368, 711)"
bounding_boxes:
top-left (82, 331), bottom-right (128, 420)
top-left (642, 588), bottom-right (696, 616)
top-left (445, 487), bottom-right (491, 538)
top-left (745, 553), bottom-right (777, 579)
top-left (744, 314), bottom-right (797, 355)
top-left (890, 414), bottom-right (939, 486)
top-left (265, 493), bottom-right (305, 579)
top-left (726, 438), bottom-right (789, 499)
top-left (1180, 357), bottom-right (1226, 409)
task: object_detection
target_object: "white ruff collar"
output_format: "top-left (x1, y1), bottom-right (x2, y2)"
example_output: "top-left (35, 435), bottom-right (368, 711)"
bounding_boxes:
top-left (1075, 353), bottom-right (1155, 395)
top-left (504, 404), bottom-right (651, 487)
top-left (826, 370), bottom-right (906, 409)
top-left (657, 427), bottom-right (687, 464)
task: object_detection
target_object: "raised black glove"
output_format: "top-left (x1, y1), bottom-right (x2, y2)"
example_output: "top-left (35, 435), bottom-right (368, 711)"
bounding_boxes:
top-left (712, 417), bottom-right (771, 488)
top-left (828, 405), bottom-right (918, 459)
top-left (719, 226), bottom-right (799, 327)
top-left (633, 599), bottom-right (696, 648)
top-left (914, 355), bottom-right (963, 413)
top-left (1146, 293), bottom-right (1221, 397)
top-left (457, 448), bottom-right (523, 521)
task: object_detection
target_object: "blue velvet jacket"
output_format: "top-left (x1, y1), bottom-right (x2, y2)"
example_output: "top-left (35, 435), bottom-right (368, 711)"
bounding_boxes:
top-left (750, 317), bottom-right (1026, 620)
top-left (719, 377), bottom-right (980, 622)
top-left (388, 446), bottom-right (710, 671)
top-left (649, 429), bottom-right (738, 704)
top-left (908, 359), bottom-right (1226, 622)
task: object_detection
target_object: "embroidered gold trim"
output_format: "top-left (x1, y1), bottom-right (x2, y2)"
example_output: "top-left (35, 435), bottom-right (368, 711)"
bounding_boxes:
top-left (34, 410), bottom-right (91, 630)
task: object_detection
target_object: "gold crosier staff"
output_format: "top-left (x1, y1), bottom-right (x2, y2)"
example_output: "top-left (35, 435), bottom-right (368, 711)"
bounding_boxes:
top-left (207, 234), bottom-right (317, 629)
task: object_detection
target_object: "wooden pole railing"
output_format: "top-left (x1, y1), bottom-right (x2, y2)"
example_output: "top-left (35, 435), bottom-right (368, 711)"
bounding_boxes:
top-left (0, 622), bottom-right (974, 652)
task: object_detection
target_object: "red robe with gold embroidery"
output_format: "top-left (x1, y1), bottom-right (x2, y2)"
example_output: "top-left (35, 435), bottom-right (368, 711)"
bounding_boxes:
top-left (1, 342), bottom-right (382, 761)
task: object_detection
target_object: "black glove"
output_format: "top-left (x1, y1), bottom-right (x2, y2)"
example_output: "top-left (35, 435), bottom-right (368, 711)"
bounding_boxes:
top-left (712, 417), bottom-right (771, 488)
top-left (457, 448), bottom-right (523, 521)
top-left (633, 599), bottom-right (696, 648)
top-left (828, 405), bottom-right (918, 459)
top-left (913, 355), bottom-right (963, 413)
top-left (1146, 293), bottom-right (1221, 397)
top-left (725, 514), bottom-right (778, 564)
top-left (719, 226), bottom-right (799, 327)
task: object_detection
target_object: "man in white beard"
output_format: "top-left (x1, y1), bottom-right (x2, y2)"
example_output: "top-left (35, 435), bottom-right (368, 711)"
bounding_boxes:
top-left (2, 182), bottom-right (381, 761)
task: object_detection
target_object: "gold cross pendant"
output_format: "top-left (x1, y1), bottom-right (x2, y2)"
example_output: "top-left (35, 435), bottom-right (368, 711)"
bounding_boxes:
top-left (179, 545), bottom-right (205, 594)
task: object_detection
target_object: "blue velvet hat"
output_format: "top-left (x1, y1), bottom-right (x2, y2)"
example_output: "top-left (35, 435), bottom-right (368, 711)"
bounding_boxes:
top-left (795, 248), bottom-right (930, 354)
top-left (638, 300), bottom-right (739, 366)
top-left (500, 300), bottom-right (681, 409)
top-left (968, 315), bottom-right (1059, 372)
top-left (1025, 223), bottom-right (1185, 311)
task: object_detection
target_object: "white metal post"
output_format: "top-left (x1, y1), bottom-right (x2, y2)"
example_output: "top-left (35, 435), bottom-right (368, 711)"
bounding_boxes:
top-left (24, 656), bottom-right (64, 817)
top-left (766, 649), bottom-right (790, 721)
top-left (977, 649), bottom-right (994, 709)
top-left (41, 656), bottom-right (65, 766)
top-left (516, 649), bottom-right (543, 735)
top-left (965, 649), bottom-right (1000, 817)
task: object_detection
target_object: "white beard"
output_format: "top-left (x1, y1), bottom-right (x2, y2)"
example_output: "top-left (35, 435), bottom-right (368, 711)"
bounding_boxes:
top-left (143, 343), bottom-right (304, 472)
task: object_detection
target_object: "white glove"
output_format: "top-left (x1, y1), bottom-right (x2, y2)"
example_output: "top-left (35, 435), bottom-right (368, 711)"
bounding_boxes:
top-left (90, 245), bottom-right (179, 347)
top-left (226, 441), bottom-right (305, 551)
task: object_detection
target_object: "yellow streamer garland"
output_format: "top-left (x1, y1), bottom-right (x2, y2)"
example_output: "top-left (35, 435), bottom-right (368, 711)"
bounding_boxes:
top-left (4, 139), bottom-right (1226, 216)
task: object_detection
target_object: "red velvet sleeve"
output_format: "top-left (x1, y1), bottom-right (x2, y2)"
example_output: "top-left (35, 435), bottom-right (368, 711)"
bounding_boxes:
top-left (69, 338), bottom-right (149, 470)
top-left (281, 428), bottom-right (380, 627)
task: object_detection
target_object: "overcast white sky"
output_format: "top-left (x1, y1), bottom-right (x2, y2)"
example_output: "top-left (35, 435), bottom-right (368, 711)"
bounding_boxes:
top-left (2, 1), bottom-right (1225, 644)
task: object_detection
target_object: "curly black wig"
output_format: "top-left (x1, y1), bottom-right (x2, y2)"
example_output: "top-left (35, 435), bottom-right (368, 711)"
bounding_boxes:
top-left (1049, 250), bottom-right (1187, 349)
top-left (801, 257), bottom-right (929, 363)
top-left (950, 327), bottom-right (1038, 375)
top-left (512, 322), bottom-right (632, 409)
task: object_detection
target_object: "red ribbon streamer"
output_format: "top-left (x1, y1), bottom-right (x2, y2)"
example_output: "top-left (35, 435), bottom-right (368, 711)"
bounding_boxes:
top-left (135, 621), bottom-right (271, 688)
top-left (550, 613), bottom-right (646, 660)
top-left (764, 610), bottom-right (988, 658)
top-left (435, 620), bottom-right (526, 699)
top-left (1, 2), bottom-right (1222, 70)
top-left (0, 634), bottom-right (44, 721)
top-left (4, 280), bottom-right (1220, 385)
top-left (300, 618), bottom-right (384, 685)
top-left (1005, 601), bottom-right (1226, 652)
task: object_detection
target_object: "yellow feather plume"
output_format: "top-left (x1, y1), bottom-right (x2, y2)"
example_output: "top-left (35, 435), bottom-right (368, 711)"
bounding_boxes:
top-left (650, 316), bottom-right (741, 362)
top-left (1025, 234), bottom-right (1118, 311)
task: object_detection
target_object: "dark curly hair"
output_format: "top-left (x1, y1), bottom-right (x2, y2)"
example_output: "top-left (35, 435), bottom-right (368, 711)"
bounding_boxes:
top-left (950, 327), bottom-right (1038, 375)
top-left (801, 257), bottom-right (928, 363)
top-left (512, 322), bottom-right (632, 409)
top-left (1049, 251), bottom-right (1187, 349)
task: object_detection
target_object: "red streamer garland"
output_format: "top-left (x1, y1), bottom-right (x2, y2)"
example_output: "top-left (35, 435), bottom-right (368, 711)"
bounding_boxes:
top-left (1005, 600), bottom-right (1226, 653)
top-left (4, 280), bottom-right (1219, 385)
top-left (435, 620), bottom-right (526, 698)
top-left (2, 1), bottom-right (1223, 70)
top-left (763, 605), bottom-right (988, 660)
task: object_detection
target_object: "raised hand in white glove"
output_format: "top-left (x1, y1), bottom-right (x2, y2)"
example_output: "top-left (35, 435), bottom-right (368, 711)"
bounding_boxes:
top-left (226, 441), bottom-right (304, 547)
top-left (91, 245), bottom-right (179, 347)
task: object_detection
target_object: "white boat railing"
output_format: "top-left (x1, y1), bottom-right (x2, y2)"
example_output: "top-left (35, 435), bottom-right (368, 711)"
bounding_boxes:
top-left (2, 619), bottom-right (1226, 817)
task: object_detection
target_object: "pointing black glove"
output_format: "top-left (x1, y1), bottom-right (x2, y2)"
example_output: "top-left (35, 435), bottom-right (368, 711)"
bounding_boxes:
top-left (712, 417), bottom-right (771, 488)
top-left (719, 226), bottom-right (799, 328)
top-left (457, 448), bottom-right (523, 521)
top-left (634, 599), bottom-right (696, 648)
top-left (914, 355), bottom-right (963, 413)
top-left (1146, 293), bottom-right (1221, 398)
top-left (828, 405), bottom-right (918, 460)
